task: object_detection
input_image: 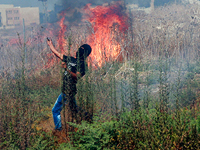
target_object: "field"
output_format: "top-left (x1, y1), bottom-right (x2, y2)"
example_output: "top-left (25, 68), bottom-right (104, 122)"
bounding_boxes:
top-left (1, 3), bottom-right (200, 150)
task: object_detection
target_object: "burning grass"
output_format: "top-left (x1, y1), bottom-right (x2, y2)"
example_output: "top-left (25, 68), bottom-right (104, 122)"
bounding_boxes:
top-left (2, 2), bottom-right (200, 149)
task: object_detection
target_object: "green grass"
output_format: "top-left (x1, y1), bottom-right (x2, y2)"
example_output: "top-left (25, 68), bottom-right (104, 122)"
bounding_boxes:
top-left (2, 58), bottom-right (200, 149)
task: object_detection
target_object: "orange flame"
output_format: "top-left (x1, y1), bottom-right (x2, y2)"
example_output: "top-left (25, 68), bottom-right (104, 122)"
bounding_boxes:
top-left (84, 2), bottom-right (129, 68)
top-left (57, 12), bottom-right (67, 54)
top-left (45, 13), bottom-right (67, 68)
top-left (45, 2), bottom-right (129, 69)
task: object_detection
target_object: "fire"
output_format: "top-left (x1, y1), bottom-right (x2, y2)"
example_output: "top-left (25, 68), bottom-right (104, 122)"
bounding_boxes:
top-left (45, 2), bottom-right (129, 69)
top-left (45, 12), bottom-right (67, 68)
top-left (57, 12), bottom-right (67, 54)
top-left (83, 2), bottom-right (129, 68)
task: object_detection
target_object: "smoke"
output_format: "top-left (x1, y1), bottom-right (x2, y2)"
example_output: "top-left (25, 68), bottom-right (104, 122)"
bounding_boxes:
top-left (49, 0), bottom-right (125, 24)
top-left (57, 0), bottom-right (120, 9)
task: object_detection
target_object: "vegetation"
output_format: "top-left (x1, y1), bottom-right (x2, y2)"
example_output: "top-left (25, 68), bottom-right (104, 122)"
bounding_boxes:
top-left (1, 2), bottom-right (200, 150)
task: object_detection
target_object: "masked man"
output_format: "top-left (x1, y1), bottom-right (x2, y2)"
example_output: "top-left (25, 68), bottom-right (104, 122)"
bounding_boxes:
top-left (47, 39), bottom-right (92, 131)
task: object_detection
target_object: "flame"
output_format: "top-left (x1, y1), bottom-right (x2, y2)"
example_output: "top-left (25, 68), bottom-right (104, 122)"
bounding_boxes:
top-left (56, 12), bottom-right (67, 54)
top-left (45, 12), bottom-right (67, 68)
top-left (84, 2), bottom-right (129, 68)
top-left (45, 2), bottom-right (129, 69)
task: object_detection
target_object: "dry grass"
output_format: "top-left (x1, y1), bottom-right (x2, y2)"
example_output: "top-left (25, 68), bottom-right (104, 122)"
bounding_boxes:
top-left (1, 2), bottom-right (200, 149)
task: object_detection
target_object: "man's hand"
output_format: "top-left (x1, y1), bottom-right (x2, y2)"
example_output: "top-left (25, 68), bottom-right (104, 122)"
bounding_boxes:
top-left (47, 38), bottom-right (63, 60)
top-left (47, 38), bottom-right (53, 47)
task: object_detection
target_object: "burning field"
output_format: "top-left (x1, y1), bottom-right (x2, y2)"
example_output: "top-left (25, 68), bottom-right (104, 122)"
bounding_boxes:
top-left (43, 1), bottom-right (130, 69)
top-left (1, 1), bottom-right (200, 73)
top-left (2, 1), bottom-right (200, 149)
top-left (1, 0), bottom-right (200, 124)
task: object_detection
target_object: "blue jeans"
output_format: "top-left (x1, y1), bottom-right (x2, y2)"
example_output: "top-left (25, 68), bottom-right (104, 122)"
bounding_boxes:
top-left (52, 93), bottom-right (77, 130)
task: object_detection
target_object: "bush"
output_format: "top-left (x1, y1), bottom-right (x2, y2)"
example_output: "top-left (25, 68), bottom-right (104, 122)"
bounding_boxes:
top-left (68, 119), bottom-right (116, 150)
top-left (67, 106), bottom-right (200, 150)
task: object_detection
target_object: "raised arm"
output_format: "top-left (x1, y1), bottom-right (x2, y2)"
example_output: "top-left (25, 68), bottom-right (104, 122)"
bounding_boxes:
top-left (47, 38), bottom-right (63, 60)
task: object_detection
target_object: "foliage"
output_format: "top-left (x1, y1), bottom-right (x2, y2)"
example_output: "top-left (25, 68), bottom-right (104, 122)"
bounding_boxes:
top-left (68, 120), bottom-right (114, 150)
top-left (27, 131), bottom-right (56, 150)
top-left (66, 107), bottom-right (200, 149)
top-left (2, 2), bottom-right (200, 150)
top-left (0, 67), bottom-right (59, 150)
top-left (0, 123), bottom-right (56, 150)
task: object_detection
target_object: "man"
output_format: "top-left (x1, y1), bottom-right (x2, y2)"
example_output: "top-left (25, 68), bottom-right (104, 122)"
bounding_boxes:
top-left (47, 38), bottom-right (92, 131)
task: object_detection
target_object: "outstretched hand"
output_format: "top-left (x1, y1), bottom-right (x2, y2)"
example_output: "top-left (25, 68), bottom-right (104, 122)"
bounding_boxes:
top-left (46, 38), bottom-right (64, 60)
top-left (47, 38), bottom-right (53, 47)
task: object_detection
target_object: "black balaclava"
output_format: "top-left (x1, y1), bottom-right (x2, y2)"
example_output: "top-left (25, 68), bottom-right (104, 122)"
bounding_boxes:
top-left (76, 44), bottom-right (92, 60)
